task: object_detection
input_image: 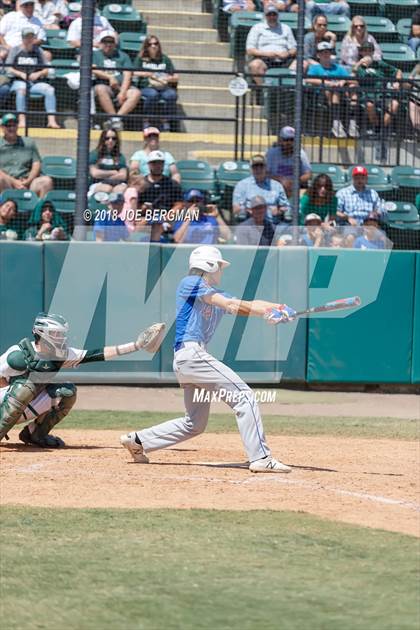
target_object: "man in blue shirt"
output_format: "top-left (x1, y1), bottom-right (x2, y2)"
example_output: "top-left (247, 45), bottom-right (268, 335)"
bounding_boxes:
top-left (336, 166), bottom-right (384, 227)
top-left (353, 212), bottom-right (386, 249)
top-left (93, 192), bottom-right (128, 242)
top-left (266, 126), bottom-right (312, 197)
top-left (232, 153), bottom-right (290, 221)
top-left (306, 41), bottom-right (355, 138)
top-left (173, 189), bottom-right (231, 245)
top-left (120, 245), bottom-right (296, 473)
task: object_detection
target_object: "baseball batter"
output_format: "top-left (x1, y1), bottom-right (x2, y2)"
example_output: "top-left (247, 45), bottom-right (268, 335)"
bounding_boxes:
top-left (121, 245), bottom-right (296, 473)
top-left (0, 313), bottom-right (165, 447)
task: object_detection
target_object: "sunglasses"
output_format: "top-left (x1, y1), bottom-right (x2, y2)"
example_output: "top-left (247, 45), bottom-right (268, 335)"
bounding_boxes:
top-left (105, 135), bottom-right (117, 140)
top-left (102, 39), bottom-right (115, 44)
top-left (354, 24), bottom-right (365, 29)
top-left (266, 12), bottom-right (277, 16)
top-left (148, 42), bottom-right (159, 46)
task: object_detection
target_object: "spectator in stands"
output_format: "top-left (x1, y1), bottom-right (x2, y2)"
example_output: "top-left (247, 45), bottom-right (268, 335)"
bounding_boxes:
top-left (304, 14), bottom-right (337, 65)
top-left (235, 195), bottom-right (277, 246)
top-left (232, 153), bottom-right (290, 221)
top-left (298, 213), bottom-right (325, 247)
top-left (300, 173), bottom-right (337, 223)
top-left (306, 41), bottom-right (355, 138)
top-left (0, 55), bottom-right (10, 101)
top-left (246, 5), bottom-right (297, 87)
top-left (0, 0), bottom-right (47, 64)
top-left (93, 192), bottom-right (128, 242)
top-left (67, 5), bottom-right (116, 50)
top-left (409, 8), bottom-right (420, 54)
top-left (0, 197), bottom-right (18, 239)
top-left (7, 26), bottom-right (60, 129)
top-left (336, 165), bottom-right (384, 227)
top-left (173, 189), bottom-right (231, 245)
top-left (24, 198), bottom-right (69, 240)
top-left (306, 0), bottom-right (349, 21)
top-left (266, 126), bottom-right (312, 197)
top-left (0, 1), bottom-right (16, 19)
top-left (263, 0), bottom-right (299, 12)
top-left (355, 41), bottom-right (402, 142)
top-left (223, 0), bottom-right (256, 12)
top-left (133, 35), bottom-right (178, 132)
top-left (34, 0), bottom-right (68, 29)
top-left (340, 16), bottom-right (381, 71)
top-left (353, 212), bottom-right (386, 249)
top-left (89, 128), bottom-right (127, 197)
top-left (92, 31), bottom-right (141, 129)
top-left (129, 126), bottom-right (180, 192)
top-left (0, 113), bottom-right (52, 196)
top-left (408, 63), bottom-right (420, 135)
top-left (138, 150), bottom-right (183, 242)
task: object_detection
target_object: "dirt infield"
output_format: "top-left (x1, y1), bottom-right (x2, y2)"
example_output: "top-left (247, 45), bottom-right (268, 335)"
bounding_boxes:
top-left (1, 429), bottom-right (419, 537)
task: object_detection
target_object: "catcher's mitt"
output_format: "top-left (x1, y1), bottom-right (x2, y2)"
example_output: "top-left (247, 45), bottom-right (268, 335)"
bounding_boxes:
top-left (136, 323), bottom-right (166, 353)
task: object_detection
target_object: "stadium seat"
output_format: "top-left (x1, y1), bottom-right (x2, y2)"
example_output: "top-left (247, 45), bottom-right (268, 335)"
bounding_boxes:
top-left (43, 35), bottom-right (76, 60)
top-left (396, 18), bottom-right (412, 44)
top-left (216, 160), bottom-right (250, 210)
top-left (323, 15), bottom-right (351, 40)
top-left (263, 68), bottom-right (297, 132)
top-left (346, 165), bottom-right (395, 194)
top-left (311, 164), bottom-right (347, 190)
top-left (347, 0), bottom-right (380, 17)
top-left (391, 166), bottom-right (420, 203)
top-left (43, 190), bottom-right (76, 215)
top-left (380, 43), bottom-right (416, 72)
top-left (383, 0), bottom-right (419, 22)
top-left (119, 32), bottom-right (147, 60)
top-left (384, 201), bottom-right (419, 223)
top-left (101, 5), bottom-right (145, 33)
top-left (1, 189), bottom-right (38, 213)
top-left (42, 156), bottom-right (77, 189)
top-left (362, 17), bottom-right (398, 43)
top-left (176, 160), bottom-right (217, 196)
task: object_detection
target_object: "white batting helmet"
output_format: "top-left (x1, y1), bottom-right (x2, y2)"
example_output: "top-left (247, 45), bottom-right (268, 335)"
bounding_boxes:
top-left (188, 246), bottom-right (230, 274)
top-left (33, 312), bottom-right (69, 359)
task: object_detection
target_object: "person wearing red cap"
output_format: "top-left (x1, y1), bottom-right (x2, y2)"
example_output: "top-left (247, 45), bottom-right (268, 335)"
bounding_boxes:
top-left (129, 126), bottom-right (180, 192)
top-left (336, 166), bottom-right (383, 227)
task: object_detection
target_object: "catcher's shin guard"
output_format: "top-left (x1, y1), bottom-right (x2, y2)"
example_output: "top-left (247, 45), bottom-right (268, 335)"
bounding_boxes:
top-left (22, 384), bottom-right (77, 447)
top-left (0, 379), bottom-right (45, 441)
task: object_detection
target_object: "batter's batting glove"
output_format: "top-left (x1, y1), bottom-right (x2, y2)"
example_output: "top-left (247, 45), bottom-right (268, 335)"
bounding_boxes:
top-left (264, 304), bottom-right (297, 325)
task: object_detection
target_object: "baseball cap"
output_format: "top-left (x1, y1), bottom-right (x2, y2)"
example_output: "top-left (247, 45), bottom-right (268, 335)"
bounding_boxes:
top-left (264, 4), bottom-right (279, 13)
top-left (249, 195), bottom-right (267, 209)
top-left (363, 212), bottom-right (380, 224)
top-left (108, 192), bottom-right (124, 205)
top-left (1, 113), bottom-right (17, 125)
top-left (20, 0), bottom-right (35, 4)
top-left (304, 213), bottom-right (322, 224)
top-left (352, 166), bottom-right (368, 177)
top-left (22, 27), bottom-right (36, 37)
top-left (143, 126), bottom-right (160, 138)
top-left (250, 154), bottom-right (266, 167)
top-left (147, 150), bottom-right (165, 163)
top-left (99, 30), bottom-right (116, 42)
top-left (317, 41), bottom-right (334, 52)
top-left (279, 126), bottom-right (295, 140)
top-left (185, 189), bottom-right (204, 202)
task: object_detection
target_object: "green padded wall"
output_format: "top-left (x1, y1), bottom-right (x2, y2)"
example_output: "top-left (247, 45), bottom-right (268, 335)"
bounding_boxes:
top-left (411, 253), bottom-right (420, 384)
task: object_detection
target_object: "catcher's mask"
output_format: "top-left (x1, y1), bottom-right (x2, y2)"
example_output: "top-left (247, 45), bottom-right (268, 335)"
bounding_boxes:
top-left (33, 312), bottom-right (69, 360)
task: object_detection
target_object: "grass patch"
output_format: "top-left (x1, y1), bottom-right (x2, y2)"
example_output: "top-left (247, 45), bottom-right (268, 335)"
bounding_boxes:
top-left (64, 410), bottom-right (420, 440)
top-left (1, 508), bottom-right (419, 630)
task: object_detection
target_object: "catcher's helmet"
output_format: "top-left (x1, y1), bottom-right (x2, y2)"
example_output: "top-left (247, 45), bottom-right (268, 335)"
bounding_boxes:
top-left (189, 246), bottom-right (230, 274)
top-left (33, 312), bottom-right (69, 359)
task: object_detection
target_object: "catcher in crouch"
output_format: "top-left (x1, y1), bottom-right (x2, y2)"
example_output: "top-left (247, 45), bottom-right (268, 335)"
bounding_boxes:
top-left (0, 313), bottom-right (165, 448)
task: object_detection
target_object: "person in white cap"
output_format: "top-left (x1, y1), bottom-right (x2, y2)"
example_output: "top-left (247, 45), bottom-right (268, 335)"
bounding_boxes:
top-left (121, 245), bottom-right (296, 473)
top-left (246, 4), bottom-right (297, 86)
top-left (129, 126), bottom-right (180, 192)
top-left (266, 126), bottom-right (312, 197)
top-left (0, 0), bottom-right (46, 55)
top-left (223, 0), bottom-right (256, 13)
top-left (67, 3), bottom-right (116, 50)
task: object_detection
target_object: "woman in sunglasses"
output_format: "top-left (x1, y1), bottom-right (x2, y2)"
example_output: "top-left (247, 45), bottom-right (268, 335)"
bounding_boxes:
top-left (88, 128), bottom-right (128, 196)
top-left (133, 35), bottom-right (179, 132)
top-left (340, 16), bottom-right (381, 71)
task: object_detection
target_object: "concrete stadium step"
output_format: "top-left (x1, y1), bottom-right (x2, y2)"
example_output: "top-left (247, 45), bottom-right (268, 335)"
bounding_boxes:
top-left (182, 119), bottom-right (266, 134)
top-left (164, 41), bottom-right (230, 58)
top-left (150, 26), bottom-right (219, 44)
top-left (180, 102), bottom-right (263, 119)
top-left (139, 0), bottom-right (207, 11)
top-left (178, 85), bottom-right (242, 104)
top-left (171, 55), bottom-right (233, 72)
top-left (177, 72), bottom-right (236, 88)
top-left (141, 10), bottom-right (213, 29)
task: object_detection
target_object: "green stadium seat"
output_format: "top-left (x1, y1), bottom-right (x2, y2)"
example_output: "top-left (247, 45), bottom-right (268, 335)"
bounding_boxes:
top-left (101, 5), bottom-right (145, 33)
top-left (216, 160), bottom-right (250, 210)
top-left (384, 201), bottom-right (419, 223)
top-left (362, 17), bottom-right (398, 43)
top-left (176, 160), bottom-right (217, 196)
top-left (311, 164), bottom-right (347, 189)
top-left (396, 18), bottom-right (412, 44)
top-left (391, 166), bottom-right (420, 203)
top-left (380, 43), bottom-right (416, 72)
top-left (119, 32), bottom-right (147, 60)
top-left (1, 189), bottom-right (38, 213)
top-left (323, 15), bottom-right (351, 40)
top-left (347, 0), bottom-right (380, 17)
top-left (346, 165), bottom-right (395, 194)
top-left (43, 190), bottom-right (76, 215)
top-left (97, 0), bottom-right (132, 9)
top-left (42, 156), bottom-right (77, 189)
top-left (383, 0), bottom-right (419, 22)
top-left (43, 36), bottom-right (76, 60)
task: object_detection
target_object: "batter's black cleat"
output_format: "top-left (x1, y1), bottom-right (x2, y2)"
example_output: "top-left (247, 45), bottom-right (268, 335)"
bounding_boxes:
top-left (19, 426), bottom-right (65, 448)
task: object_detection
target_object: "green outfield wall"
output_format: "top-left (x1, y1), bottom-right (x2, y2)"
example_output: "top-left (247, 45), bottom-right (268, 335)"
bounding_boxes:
top-left (0, 243), bottom-right (418, 384)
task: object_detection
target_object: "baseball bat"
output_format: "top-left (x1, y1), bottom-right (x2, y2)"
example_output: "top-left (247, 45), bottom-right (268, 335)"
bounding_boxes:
top-left (294, 296), bottom-right (361, 318)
